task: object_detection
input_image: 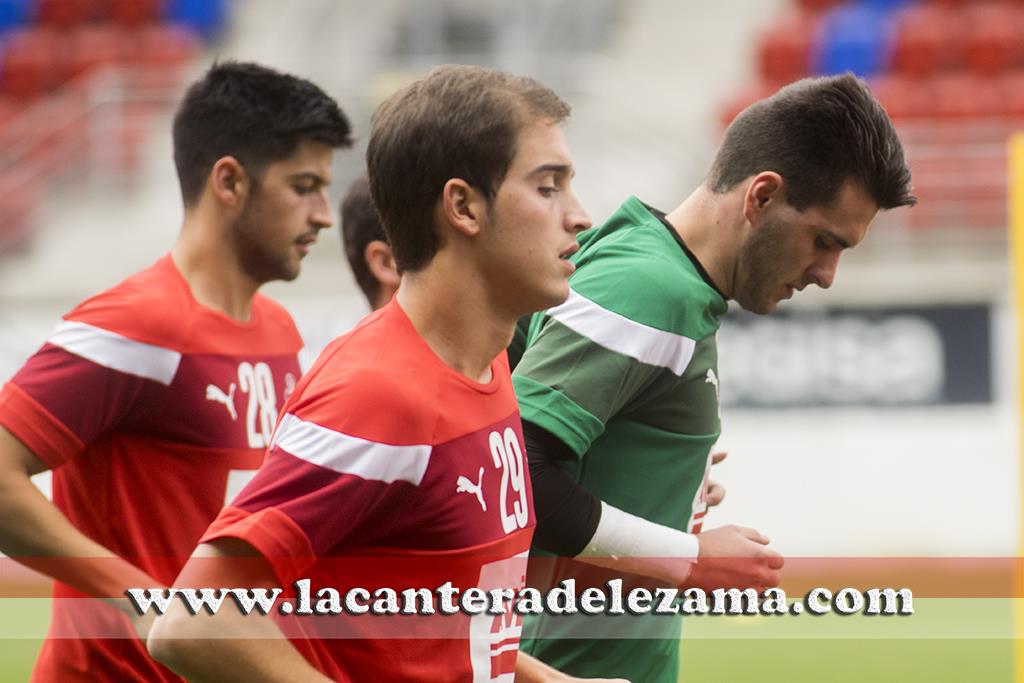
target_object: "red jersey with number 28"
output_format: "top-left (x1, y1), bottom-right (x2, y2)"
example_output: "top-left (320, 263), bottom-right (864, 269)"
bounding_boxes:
top-left (203, 298), bottom-right (535, 682)
top-left (0, 254), bottom-right (303, 682)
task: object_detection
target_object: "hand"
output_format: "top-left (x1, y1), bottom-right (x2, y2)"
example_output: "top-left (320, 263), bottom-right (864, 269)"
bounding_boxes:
top-left (103, 596), bottom-right (158, 641)
top-left (705, 451), bottom-right (727, 507)
top-left (686, 525), bottom-right (784, 592)
top-left (128, 608), bottom-right (157, 641)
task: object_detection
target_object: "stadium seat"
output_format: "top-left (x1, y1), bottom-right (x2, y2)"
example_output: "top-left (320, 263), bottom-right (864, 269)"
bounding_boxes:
top-left (912, 150), bottom-right (1010, 213)
top-left (35, 0), bottom-right (100, 27)
top-left (930, 72), bottom-right (1002, 120)
top-left (163, 0), bottom-right (226, 39)
top-left (866, 74), bottom-right (933, 121)
top-left (126, 24), bottom-right (200, 66)
top-left (998, 70), bottom-right (1024, 119)
top-left (0, 27), bottom-right (68, 98)
top-left (794, 0), bottom-right (843, 13)
top-left (757, 13), bottom-right (816, 84)
top-left (109, 0), bottom-right (162, 26)
top-left (963, 4), bottom-right (1024, 75)
top-left (815, 4), bottom-right (894, 77)
top-left (860, 0), bottom-right (915, 10)
top-left (890, 4), bottom-right (963, 75)
top-left (912, 131), bottom-right (1006, 228)
top-left (67, 24), bottom-right (132, 79)
top-left (965, 155), bottom-right (1007, 201)
top-left (0, 0), bottom-right (32, 33)
top-left (0, 0), bottom-right (214, 255)
top-left (722, 0), bottom-right (1019, 231)
top-left (0, 95), bottom-right (21, 135)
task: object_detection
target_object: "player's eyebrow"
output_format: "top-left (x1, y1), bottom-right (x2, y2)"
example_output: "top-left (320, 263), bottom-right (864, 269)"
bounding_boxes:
top-left (820, 228), bottom-right (852, 250)
top-left (529, 163), bottom-right (574, 179)
top-left (286, 171), bottom-right (330, 186)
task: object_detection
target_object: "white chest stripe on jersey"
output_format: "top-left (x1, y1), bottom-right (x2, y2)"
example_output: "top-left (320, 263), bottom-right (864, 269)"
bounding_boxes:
top-left (48, 319), bottom-right (182, 385)
top-left (545, 289), bottom-right (697, 376)
top-left (271, 413), bottom-right (432, 485)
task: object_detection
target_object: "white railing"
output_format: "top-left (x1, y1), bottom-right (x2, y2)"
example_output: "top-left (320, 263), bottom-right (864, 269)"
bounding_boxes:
top-left (0, 65), bottom-right (189, 254)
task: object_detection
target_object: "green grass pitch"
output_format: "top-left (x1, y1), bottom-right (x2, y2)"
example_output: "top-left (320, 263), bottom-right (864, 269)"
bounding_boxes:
top-left (0, 598), bottom-right (1013, 681)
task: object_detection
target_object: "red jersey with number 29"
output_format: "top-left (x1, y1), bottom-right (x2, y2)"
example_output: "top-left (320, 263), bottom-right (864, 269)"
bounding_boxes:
top-left (203, 298), bottom-right (535, 682)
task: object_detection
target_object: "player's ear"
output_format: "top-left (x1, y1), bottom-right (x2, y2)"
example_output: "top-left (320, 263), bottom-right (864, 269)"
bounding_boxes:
top-left (743, 171), bottom-right (784, 225)
top-left (209, 156), bottom-right (250, 209)
top-left (439, 178), bottom-right (487, 238)
top-left (365, 240), bottom-right (401, 290)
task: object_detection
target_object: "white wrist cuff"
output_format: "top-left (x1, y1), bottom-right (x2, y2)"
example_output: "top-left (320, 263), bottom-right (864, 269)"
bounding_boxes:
top-left (574, 502), bottom-right (699, 584)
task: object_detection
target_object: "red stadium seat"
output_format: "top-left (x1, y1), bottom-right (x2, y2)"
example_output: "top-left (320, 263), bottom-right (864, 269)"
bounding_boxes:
top-left (965, 155), bottom-right (1006, 199)
top-left (866, 74), bottom-right (933, 121)
top-left (109, 0), bottom-right (162, 26)
top-left (890, 4), bottom-right (963, 75)
top-left (1, 28), bottom-right (69, 98)
top-left (795, 0), bottom-right (843, 14)
top-left (757, 13), bottom-right (816, 84)
top-left (126, 24), bottom-right (201, 66)
top-left (930, 72), bottom-right (1002, 119)
top-left (67, 24), bottom-right (132, 79)
top-left (998, 70), bottom-right (1024, 119)
top-left (36, 0), bottom-right (101, 27)
top-left (963, 4), bottom-right (1024, 75)
top-left (0, 97), bottom-right (22, 136)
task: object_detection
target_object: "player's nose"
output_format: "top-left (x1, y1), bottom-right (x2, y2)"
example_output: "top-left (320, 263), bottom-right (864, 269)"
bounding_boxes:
top-left (310, 188), bottom-right (333, 229)
top-left (808, 250), bottom-right (839, 289)
top-left (565, 191), bottom-right (591, 235)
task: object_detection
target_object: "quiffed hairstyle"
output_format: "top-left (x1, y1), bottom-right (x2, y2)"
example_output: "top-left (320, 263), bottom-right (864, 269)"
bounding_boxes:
top-left (340, 176), bottom-right (386, 303)
top-left (366, 64), bottom-right (570, 273)
top-left (173, 61), bottom-right (353, 206)
top-left (709, 73), bottom-right (915, 210)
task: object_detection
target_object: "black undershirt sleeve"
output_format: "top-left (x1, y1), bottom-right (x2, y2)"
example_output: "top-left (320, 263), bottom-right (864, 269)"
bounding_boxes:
top-left (523, 420), bottom-right (602, 556)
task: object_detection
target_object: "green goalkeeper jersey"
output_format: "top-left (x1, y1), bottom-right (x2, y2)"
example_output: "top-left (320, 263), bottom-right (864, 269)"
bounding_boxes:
top-left (515, 196), bottom-right (727, 683)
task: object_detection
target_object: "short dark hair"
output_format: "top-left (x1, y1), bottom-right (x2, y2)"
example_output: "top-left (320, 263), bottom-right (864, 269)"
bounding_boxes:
top-left (708, 73), bottom-right (915, 211)
top-left (340, 176), bottom-right (386, 303)
top-left (173, 61), bottom-right (353, 206)
top-left (366, 64), bottom-right (570, 273)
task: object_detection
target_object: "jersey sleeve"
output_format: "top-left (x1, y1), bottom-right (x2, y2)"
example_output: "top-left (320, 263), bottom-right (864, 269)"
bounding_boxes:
top-left (513, 264), bottom-right (699, 458)
top-left (0, 314), bottom-right (178, 468)
top-left (201, 363), bottom-right (432, 587)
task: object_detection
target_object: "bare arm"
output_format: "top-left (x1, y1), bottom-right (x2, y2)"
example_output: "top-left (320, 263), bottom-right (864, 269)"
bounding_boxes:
top-left (0, 426), bottom-right (158, 622)
top-left (148, 538), bottom-right (330, 683)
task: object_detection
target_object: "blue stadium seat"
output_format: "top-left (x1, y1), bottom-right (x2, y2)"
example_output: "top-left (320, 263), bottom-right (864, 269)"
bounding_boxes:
top-left (0, 0), bottom-right (31, 34)
top-left (164, 0), bottom-right (226, 40)
top-left (858, 0), bottom-right (915, 11)
top-left (815, 4), bottom-right (895, 77)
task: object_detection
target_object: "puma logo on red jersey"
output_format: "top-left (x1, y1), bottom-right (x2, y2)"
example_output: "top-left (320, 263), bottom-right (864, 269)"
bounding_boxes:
top-left (205, 382), bottom-right (238, 421)
top-left (456, 467), bottom-right (487, 512)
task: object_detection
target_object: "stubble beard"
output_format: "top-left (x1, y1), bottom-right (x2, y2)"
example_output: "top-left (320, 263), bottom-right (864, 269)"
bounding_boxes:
top-left (231, 194), bottom-right (299, 285)
top-left (734, 217), bottom-right (788, 315)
